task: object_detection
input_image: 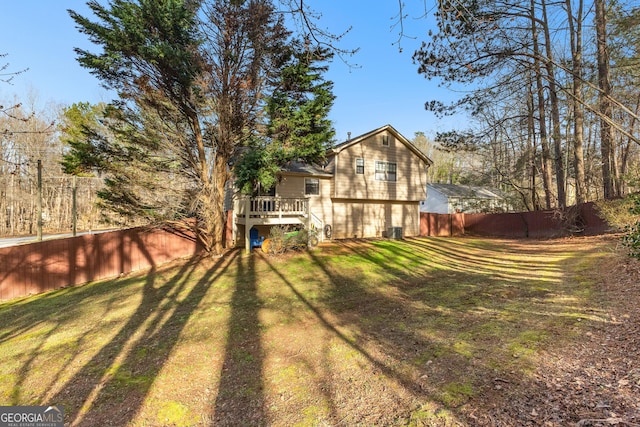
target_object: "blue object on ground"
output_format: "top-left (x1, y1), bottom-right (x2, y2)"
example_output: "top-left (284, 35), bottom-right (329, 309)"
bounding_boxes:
top-left (249, 227), bottom-right (265, 249)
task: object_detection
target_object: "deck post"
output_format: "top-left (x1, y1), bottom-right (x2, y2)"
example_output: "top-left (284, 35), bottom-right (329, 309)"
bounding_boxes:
top-left (245, 197), bottom-right (251, 254)
top-left (306, 201), bottom-right (311, 243)
top-left (232, 208), bottom-right (238, 246)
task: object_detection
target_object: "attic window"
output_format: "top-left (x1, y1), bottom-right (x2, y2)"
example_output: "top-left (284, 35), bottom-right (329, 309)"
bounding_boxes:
top-left (382, 135), bottom-right (389, 146)
top-left (355, 158), bottom-right (364, 174)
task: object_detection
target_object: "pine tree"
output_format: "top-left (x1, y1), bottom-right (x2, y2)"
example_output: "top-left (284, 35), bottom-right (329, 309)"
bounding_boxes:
top-left (66, 0), bottom-right (289, 254)
top-left (234, 41), bottom-right (335, 194)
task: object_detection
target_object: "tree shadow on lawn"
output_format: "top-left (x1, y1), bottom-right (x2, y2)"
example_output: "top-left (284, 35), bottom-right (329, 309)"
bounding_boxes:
top-left (213, 251), bottom-right (266, 425)
top-left (2, 236), bottom-right (610, 425)
top-left (2, 242), bottom-right (268, 426)
top-left (261, 238), bottom-right (609, 424)
top-left (0, 280), bottom-right (124, 405)
top-left (45, 242), bottom-right (238, 427)
top-left (0, 240), bottom-right (171, 408)
top-left (343, 237), bottom-right (565, 285)
top-left (262, 250), bottom-right (431, 425)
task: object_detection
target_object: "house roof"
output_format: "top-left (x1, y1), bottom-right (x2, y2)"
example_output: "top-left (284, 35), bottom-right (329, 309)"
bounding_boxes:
top-left (328, 124), bottom-right (434, 166)
top-left (428, 183), bottom-right (506, 200)
top-left (280, 161), bottom-right (333, 177)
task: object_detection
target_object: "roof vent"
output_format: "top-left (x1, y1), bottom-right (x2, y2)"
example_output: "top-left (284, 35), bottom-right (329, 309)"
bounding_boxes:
top-left (347, 132), bottom-right (351, 141)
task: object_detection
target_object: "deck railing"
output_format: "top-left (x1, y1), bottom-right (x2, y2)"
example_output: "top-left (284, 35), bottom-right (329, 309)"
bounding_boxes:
top-left (238, 196), bottom-right (308, 218)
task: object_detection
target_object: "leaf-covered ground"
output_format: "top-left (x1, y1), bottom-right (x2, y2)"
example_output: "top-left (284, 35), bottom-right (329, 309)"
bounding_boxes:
top-left (477, 238), bottom-right (640, 427)
top-left (0, 235), bottom-right (638, 426)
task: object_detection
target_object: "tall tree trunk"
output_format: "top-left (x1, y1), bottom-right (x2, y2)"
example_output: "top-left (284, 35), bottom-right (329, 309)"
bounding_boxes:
top-left (620, 93), bottom-right (640, 196)
top-left (211, 155), bottom-right (231, 255)
top-left (612, 138), bottom-right (622, 196)
top-left (566, 0), bottom-right (587, 204)
top-left (527, 73), bottom-right (537, 210)
top-left (531, 0), bottom-right (554, 209)
top-left (541, 0), bottom-right (566, 208)
top-left (595, 0), bottom-right (616, 199)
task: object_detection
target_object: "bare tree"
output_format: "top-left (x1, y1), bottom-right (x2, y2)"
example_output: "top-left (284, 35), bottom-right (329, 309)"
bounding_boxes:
top-left (0, 95), bottom-right (108, 236)
top-left (566, 0), bottom-right (587, 203)
top-left (595, 0), bottom-right (616, 199)
top-left (407, 0), bottom-right (640, 205)
top-left (0, 52), bottom-right (27, 85)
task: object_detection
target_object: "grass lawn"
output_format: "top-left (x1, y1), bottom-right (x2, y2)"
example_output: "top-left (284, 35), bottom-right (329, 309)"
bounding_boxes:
top-left (0, 236), bottom-right (616, 426)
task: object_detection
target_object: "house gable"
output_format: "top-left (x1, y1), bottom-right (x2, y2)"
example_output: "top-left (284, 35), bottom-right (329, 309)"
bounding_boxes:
top-left (328, 125), bottom-right (432, 202)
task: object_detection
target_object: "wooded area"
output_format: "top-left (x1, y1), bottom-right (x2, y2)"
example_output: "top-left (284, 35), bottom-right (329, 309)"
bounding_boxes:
top-left (2, 0), bottom-right (640, 239)
top-left (0, 101), bottom-right (109, 236)
top-left (413, 0), bottom-right (640, 210)
top-left (0, 174), bottom-right (104, 236)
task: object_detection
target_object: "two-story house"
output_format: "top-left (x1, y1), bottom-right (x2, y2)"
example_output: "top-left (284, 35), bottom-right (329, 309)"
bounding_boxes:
top-left (231, 124), bottom-right (433, 251)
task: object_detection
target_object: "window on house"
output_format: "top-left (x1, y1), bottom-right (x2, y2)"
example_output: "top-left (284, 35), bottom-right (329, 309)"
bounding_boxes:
top-left (375, 161), bottom-right (397, 181)
top-left (355, 158), bottom-right (364, 174)
top-left (305, 178), bottom-right (320, 195)
top-left (382, 135), bottom-right (389, 146)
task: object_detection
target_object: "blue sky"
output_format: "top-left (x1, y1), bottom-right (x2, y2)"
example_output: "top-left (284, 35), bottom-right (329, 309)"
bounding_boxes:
top-left (0, 1), bottom-right (460, 143)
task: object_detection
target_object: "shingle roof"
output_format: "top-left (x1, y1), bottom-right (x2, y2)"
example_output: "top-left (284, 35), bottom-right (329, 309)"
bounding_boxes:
top-left (280, 161), bottom-right (333, 177)
top-left (428, 183), bottom-right (505, 200)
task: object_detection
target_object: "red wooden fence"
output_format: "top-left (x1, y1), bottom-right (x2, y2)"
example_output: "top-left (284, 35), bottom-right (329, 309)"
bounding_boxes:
top-left (0, 227), bottom-right (202, 301)
top-left (1, 204), bottom-right (610, 302)
top-left (420, 202), bottom-right (609, 238)
top-left (420, 212), bottom-right (465, 237)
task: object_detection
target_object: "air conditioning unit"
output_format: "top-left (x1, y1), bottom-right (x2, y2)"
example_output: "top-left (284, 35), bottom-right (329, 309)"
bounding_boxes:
top-left (387, 227), bottom-right (403, 240)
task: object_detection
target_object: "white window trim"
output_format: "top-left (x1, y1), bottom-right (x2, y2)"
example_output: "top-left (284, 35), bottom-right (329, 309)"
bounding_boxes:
top-left (304, 178), bottom-right (320, 195)
top-left (374, 160), bottom-right (397, 182)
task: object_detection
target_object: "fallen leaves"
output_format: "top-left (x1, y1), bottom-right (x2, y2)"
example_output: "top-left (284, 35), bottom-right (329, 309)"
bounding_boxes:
top-left (462, 240), bottom-right (640, 426)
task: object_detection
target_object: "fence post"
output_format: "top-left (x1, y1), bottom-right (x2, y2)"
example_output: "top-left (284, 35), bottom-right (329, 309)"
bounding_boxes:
top-left (37, 160), bottom-right (43, 241)
top-left (72, 175), bottom-right (78, 237)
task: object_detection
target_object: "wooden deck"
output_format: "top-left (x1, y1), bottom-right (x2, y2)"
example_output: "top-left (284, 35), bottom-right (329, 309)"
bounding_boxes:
top-left (235, 197), bottom-right (308, 226)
